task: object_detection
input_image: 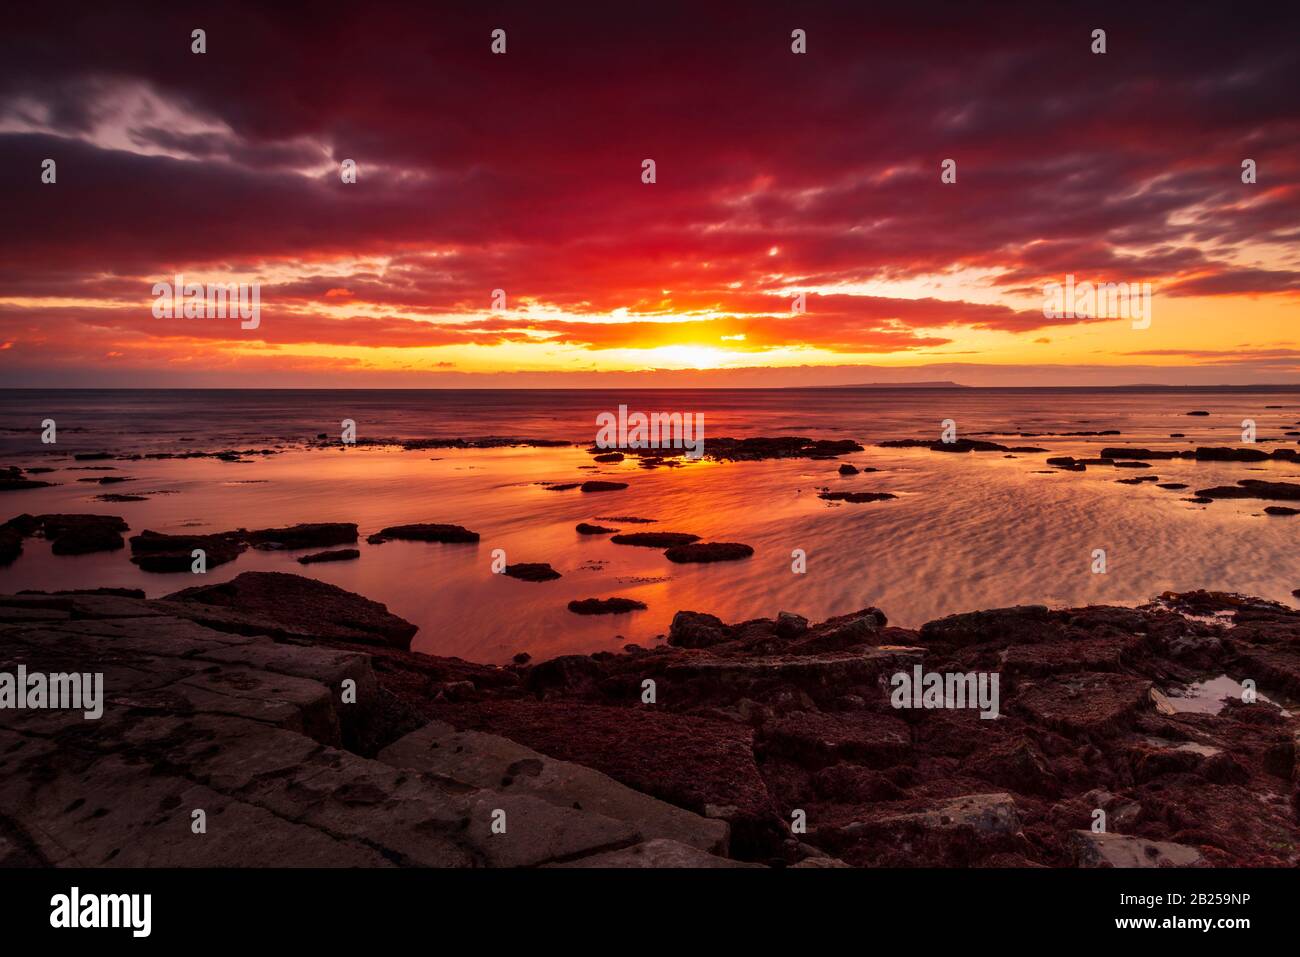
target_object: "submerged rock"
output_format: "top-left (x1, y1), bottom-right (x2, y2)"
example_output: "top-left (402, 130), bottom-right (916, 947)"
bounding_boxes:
top-left (0, 466), bottom-right (53, 491)
top-left (1195, 480), bottom-right (1300, 502)
top-left (130, 529), bottom-right (245, 571)
top-left (818, 491), bottom-right (897, 503)
top-left (580, 481), bottom-right (629, 493)
top-left (297, 548), bottom-right (361, 564)
top-left (575, 522), bottom-right (617, 535)
top-left (504, 563), bottom-right (562, 582)
top-left (30, 514), bottom-right (129, 555)
top-left (247, 523), bottom-right (358, 549)
top-left (567, 597), bottom-right (648, 615)
top-left (610, 532), bottom-right (699, 548)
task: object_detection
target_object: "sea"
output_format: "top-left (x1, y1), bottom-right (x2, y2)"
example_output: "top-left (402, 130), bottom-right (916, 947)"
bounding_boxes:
top-left (1, 387), bottom-right (1296, 662)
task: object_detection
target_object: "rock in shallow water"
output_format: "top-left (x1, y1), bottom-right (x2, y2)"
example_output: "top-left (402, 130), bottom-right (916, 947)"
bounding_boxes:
top-left (568, 597), bottom-right (647, 615)
top-left (503, 562), bottom-right (562, 582)
top-left (297, 548), bottom-right (361, 564)
top-left (580, 480), bottom-right (628, 492)
top-left (610, 532), bottom-right (699, 547)
top-left (366, 523), bottom-right (479, 544)
top-left (664, 542), bottom-right (754, 563)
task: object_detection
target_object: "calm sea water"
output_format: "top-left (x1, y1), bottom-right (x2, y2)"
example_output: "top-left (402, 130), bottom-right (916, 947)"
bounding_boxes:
top-left (1, 388), bottom-right (1297, 662)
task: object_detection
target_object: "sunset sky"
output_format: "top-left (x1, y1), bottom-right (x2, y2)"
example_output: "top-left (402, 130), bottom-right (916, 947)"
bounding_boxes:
top-left (2, 2), bottom-right (1298, 387)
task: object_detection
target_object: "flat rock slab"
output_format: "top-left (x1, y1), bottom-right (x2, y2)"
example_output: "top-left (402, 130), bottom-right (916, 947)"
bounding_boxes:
top-left (665, 648), bottom-right (921, 696)
top-left (919, 605), bottom-right (1054, 648)
top-left (378, 720), bottom-right (729, 854)
top-left (430, 699), bottom-right (777, 849)
top-left (1232, 647), bottom-right (1300, 697)
top-left (165, 571), bottom-right (418, 649)
top-left (1070, 830), bottom-right (1205, 868)
top-left (0, 592), bottom-right (743, 868)
top-left (1016, 672), bottom-right (1153, 736)
top-left (1001, 636), bottom-right (1140, 675)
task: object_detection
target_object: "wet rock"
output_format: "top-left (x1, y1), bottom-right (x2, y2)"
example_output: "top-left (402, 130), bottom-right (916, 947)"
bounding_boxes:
top-left (775, 612), bottom-right (809, 640)
top-left (882, 438), bottom-right (1010, 453)
top-left (610, 532), bottom-right (700, 548)
top-left (429, 699), bottom-right (780, 857)
top-left (1099, 447), bottom-right (1186, 460)
top-left (129, 529), bottom-right (245, 571)
top-left (789, 608), bottom-right (887, 653)
top-left (166, 571), bottom-right (418, 649)
top-left (669, 611), bottom-right (733, 648)
top-left (1157, 483), bottom-right (1188, 490)
top-left (246, 523), bottom-right (358, 549)
top-left (1195, 480), bottom-right (1300, 502)
top-left (378, 720), bottom-right (729, 854)
top-left (818, 491), bottom-right (897, 503)
top-left (0, 525), bottom-right (23, 565)
top-left (664, 542), bottom-right (754, 563)
top-left (32, 514), bottom-right (129, 555)
top-left (592, 452), bottom-right (624, 463)
top-left (503, 563), bottom-right (562, 582)
top-left (838, 464), bottom-right (859, 475)
top-left (1070, 830), bottom-right (1205, 867)
top-left (297, 548), bottom-right (361, 564)
top-left (1195, 447), bottom-right (1270, 462)
top-left (706, 437), bottom-right (864, 461)
top-left (919, 605), bottom-right (1053, 648)
top-left (568, 597), bottom-right (647, 615)
top-left (1185, 410), bottom-right (1211, 416)
top-left (1265, 506), bottom-right (1299, 516)
top-left (0, 466), bottom-right (54, 491)
top-left (1046, 456), bottom-right (1087, 471)
top-left (366, 523), bottom-right (479, 544)
top-left (580, 481), bottom-right (628, 492)
top-left (575, 522), bottom-right (616, 534)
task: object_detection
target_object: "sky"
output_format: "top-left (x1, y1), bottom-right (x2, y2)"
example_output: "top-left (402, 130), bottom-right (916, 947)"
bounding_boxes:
top-left (1, 1), bottom-right (1298, 388)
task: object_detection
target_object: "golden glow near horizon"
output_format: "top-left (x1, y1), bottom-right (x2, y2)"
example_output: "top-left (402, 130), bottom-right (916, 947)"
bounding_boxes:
top-left (2, 260), bottom-right (1297, 380)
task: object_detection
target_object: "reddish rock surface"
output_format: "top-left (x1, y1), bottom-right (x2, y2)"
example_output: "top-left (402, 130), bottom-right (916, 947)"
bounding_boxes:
top-left (580, 481), bottom-right (629, 492)
top-left (610, 532), bottom-right (699, 547)
top-left (503, 562), bottom-right (562, 582)
top-left (166, 571), bottom-right (418, 649)
top-left (664, 542), bottom-right (754, 563)
top-left (365, 523), bottom-right (479, 544)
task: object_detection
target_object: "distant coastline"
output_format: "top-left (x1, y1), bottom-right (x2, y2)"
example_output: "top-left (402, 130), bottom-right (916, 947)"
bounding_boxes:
top-left (3, 383), bottom-right (1300, 393)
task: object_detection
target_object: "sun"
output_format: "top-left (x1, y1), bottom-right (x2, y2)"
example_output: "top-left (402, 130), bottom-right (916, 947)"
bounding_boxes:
top-left (649, 345), bottom-right (731, 370)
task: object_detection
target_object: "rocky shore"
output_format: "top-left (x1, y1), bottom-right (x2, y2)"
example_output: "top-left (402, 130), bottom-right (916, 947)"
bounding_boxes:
top-left (2, 574), bottom-right (1297, 867)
